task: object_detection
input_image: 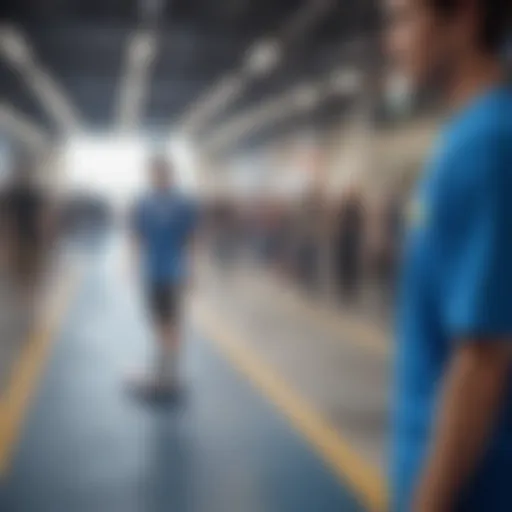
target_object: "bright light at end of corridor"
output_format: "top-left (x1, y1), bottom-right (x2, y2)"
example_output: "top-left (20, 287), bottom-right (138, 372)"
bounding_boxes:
top-left (64, 135), bottom-right (148, 206)
top-left (64, 134), bottom-right (199, 206)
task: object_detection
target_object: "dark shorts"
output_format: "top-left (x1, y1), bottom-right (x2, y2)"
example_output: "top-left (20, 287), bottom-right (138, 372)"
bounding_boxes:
top-left (146, 282), bottom-right (182, 324)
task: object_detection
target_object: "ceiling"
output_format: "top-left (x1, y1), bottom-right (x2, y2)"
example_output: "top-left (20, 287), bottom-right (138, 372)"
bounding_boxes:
top-left (0, 0), bottom-right (382, 155)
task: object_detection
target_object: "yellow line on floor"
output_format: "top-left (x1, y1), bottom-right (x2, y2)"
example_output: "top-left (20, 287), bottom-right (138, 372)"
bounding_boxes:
top-left (0, 265), bottom-right (81, 477)
top-left (300, 299), bottom-right (390, 358)
top-left (194, 300), bottom-right (388, 512)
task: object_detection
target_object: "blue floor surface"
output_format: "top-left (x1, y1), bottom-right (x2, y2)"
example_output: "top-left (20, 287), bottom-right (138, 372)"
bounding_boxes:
top-left (1, 248), bottom-right (365, 512)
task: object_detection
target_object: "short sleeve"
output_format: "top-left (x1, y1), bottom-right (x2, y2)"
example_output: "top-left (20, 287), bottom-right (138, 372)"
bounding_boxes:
top-left (443, 132), bottom-right (512, 339)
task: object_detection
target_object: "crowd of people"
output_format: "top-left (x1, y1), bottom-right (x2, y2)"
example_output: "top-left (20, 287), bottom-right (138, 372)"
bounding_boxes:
top-left (204, 183), bottom-right (409, 312)
top-left (0, 155), bottom-right (55, 311)
top-left (0, 153), bottom-right (114, 312)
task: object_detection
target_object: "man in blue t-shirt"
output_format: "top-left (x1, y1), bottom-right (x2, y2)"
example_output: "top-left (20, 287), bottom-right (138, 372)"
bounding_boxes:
top-left (131, 155), bottom-right (197, 398)
top-left (387, 0), bottom-right (512, 510)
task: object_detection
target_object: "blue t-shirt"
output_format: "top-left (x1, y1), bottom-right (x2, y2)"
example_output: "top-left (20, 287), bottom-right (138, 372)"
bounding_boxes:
top-left (392, 86), bottom-right (512, 512)
top-left (133, 190), bottom-right (197, 285)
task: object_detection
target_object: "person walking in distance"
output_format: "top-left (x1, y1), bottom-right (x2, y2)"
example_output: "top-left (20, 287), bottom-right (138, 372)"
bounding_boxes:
top-left (130, 155), bottom-right (197, 399)
top-left (1, 153), bottom-right (53, 315)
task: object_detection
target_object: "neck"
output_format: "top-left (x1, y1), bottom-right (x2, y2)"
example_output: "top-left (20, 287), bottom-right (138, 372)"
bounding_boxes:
top-left (446, 51), bottom-right (504, 112)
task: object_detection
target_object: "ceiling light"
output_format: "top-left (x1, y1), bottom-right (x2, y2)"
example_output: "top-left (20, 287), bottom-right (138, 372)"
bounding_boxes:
top-left (244, 39), bottom-right (281, 77)
top-left (0, 26), bottom-right (32, 65)
top-left (184, 75), bottom-right (245, 132)
top-left (385, 71), bottom-right (412, 117)
top-left (330, 69), bottom-right (362, 95)
top-left (130, 31), bottom-right (157, 65)
top-left (293, 85), bottom-right (321, 110)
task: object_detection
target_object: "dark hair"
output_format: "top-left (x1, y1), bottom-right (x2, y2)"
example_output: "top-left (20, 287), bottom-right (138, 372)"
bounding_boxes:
top-left (429, 0), bottom-right (510, 53)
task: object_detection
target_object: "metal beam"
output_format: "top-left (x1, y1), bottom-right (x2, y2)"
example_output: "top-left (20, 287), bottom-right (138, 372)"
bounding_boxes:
top-left (116, 30), bottom-right (158, 130)
top-left (202, 67), bottom-right (363, 154)
top-left (179, 0), bottom-right (335, 136)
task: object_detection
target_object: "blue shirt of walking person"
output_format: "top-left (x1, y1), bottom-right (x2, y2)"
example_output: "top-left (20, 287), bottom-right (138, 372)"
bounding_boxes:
top-left (133, 190), bottom-right (197, 285)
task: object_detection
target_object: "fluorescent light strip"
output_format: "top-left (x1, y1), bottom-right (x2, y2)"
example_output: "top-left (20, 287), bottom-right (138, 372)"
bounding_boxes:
top-left (117, 30), bottom-right (158, 130)
top-left (0, 103), bottom-right (48, 150)
top-left (181, 74), bottom-right (246, 135)
top-left (0, 25), bottom-right (80, 132)
top-left (243, 39), bottom-right (281, 78)
top-left (202, 68), bottom-right (362, 153)
top-left (179, 0), bottom-right (335, 136)
top-left (24, 67), bottom-right (80, 132)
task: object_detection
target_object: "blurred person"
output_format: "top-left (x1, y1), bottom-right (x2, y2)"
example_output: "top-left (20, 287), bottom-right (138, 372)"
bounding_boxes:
top-left (277, 203), bottom-right (298, 279)
top-left (213, 198), bottom-right (234, 270)
top-left (272, 203), bottom-right (294, 276)
top-left (369, 190), bottom-right (404, 307)
top-left (387, 0), bottom-right (512, 510)
top-left (258, 200), bottom-right (282, 268)
top-left (296, 188), bottom-right (324, 294)
top-left (0, 154), bottom-right (52, 308)
top-left (365, 194), bottom-right (388, 300)
top-left (130, 155), bottom-right (197, 400)
top-left (336, 187), bottom-right (364, 302)
top-left (385, 189), bottom-right (405, 281)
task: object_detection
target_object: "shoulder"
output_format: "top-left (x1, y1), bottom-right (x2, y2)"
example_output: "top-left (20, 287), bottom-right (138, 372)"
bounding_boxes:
top-left (453, 90), bottom-right (511, 150)
top-left (442, 100), bottom-right (512, 188)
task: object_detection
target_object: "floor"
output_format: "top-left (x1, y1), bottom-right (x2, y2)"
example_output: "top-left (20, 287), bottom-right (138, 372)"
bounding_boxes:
top-left (199, 263), bottom-right (390, 470)
top-left (0, 235), bottom-right (389, 512)
top-left (0, 277), bottom-right (34, 394)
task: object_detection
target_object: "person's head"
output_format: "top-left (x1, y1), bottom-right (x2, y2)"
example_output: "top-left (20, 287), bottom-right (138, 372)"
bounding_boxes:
top-left (149, 155), bottom-right (174, 191)
top-left (386, 0), bottom-right (510, 88)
